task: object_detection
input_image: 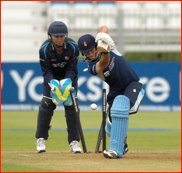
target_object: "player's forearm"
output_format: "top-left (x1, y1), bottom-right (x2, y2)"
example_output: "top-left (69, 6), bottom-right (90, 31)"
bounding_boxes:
top-left (64, 71), bottom-right (75, 81)
top-left (100, 53), bottom-right (110, 66)
top-left (98, 25), bottom-right (109, 34)
top-left (40, 62), bottom-right (55, 83)
top-left (64, 57), bottom-right (78, 80)
top-left (43, 72), bottom-right (55, 83)
top-left (96, 53), bottom-right (110, 73)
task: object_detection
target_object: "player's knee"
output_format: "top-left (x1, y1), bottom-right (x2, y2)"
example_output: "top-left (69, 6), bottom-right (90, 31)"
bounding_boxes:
top-left (41, 97), bottom-right (56, 110)
top-left (129, 87), bottom-right (145, 114)
top-left (111, 95), bottom-right (130, 119)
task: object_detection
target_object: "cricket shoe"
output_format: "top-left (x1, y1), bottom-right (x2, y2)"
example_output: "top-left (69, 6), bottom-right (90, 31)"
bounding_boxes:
top-left (123, 142), bottom-right (129, 155)
top-left (36, 138), bottom-right (46, 153)
top-left (70, 141), bottom-right (82, 153)
top-left (103, 150), bottom-right (119, 159)
top-left (123, 136), bottom-right (129, 155)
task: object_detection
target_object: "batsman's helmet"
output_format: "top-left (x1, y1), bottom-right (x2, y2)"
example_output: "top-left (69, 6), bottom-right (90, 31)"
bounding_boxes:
top-left (78, 34), bottom-right (96, 53)
top-left (48, 21), bottom-right (68, 36)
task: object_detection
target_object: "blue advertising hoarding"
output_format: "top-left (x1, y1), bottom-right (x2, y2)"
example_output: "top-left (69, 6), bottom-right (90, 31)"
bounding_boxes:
top-left (1, 62), bottom-right (181, 108)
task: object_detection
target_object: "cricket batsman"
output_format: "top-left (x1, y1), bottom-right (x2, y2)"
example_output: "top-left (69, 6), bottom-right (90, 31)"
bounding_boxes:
top-left (35, 21), bottom-right (82, 153)
top-left (78, 25), bottom-right (145, 159)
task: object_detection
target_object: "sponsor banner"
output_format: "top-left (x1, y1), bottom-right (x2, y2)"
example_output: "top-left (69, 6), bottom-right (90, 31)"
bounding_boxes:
top-left (1, 62), bottom-right (181, 106)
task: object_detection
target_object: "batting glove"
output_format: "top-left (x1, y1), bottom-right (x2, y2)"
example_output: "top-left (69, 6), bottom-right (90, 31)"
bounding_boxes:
top-left (95, 32), bottom-right (115, 52)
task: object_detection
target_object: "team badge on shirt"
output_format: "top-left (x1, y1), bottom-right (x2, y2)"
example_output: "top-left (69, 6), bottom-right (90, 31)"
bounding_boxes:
top-left (50, 59), bottom-right (56, 62)
top-left (65, 56), bottom-right (69, 60)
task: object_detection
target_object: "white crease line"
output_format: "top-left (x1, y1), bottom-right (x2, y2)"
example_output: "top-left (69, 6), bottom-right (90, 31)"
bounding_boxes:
top-left (18, 154), bottom-right (33, 157)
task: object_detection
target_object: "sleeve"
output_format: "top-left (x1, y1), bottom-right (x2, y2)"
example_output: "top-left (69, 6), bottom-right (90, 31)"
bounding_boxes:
top-left (39, 43), bottom-right (55, 83)
top-left (64, 41), bottom-right (79, 81)
top-left (88, 62), bottom-right (98, 76)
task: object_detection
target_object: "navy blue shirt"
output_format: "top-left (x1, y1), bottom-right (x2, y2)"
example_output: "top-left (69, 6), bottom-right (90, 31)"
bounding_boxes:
top-left (39, 38), bottom-right (79, 83)
top-left (88, 49), bottom-right (139, 93)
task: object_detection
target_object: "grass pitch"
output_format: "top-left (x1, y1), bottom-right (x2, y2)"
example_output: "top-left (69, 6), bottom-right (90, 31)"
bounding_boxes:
top-left (1, 111), bottom-right (181, 172)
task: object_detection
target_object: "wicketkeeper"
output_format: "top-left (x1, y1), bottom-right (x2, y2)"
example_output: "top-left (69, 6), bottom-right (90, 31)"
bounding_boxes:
top-left (35, 21), bottom-right (82, 153)
top-left (78, 25), bottom-right (145, 159)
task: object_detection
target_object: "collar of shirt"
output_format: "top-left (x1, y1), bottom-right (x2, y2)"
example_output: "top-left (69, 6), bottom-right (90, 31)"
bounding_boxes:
top-left (51, 42), bottom-right (68, 52)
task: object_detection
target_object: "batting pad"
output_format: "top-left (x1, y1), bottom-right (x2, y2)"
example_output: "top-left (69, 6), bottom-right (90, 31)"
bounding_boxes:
top-left (105, 118), bottom-right (112, 137)
top-left (108, 95), bottom-right (130, 158)
top-left (35, 106), bottom-right (54, 140)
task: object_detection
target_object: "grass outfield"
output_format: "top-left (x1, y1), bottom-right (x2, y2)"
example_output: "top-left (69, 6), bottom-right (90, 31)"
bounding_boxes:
top-left (1, 111), bottom-right (181, 172)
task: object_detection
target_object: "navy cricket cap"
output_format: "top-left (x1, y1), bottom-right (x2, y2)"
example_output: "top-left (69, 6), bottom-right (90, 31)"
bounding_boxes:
top-left (78, 34), bottom-right (95, 53)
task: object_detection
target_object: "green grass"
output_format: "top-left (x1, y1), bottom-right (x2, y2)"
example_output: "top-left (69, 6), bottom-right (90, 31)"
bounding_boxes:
top-left (1, 163), bottom-right (61, 172)
top-left (123, 52), bottom-right (181, 62)
top-left (1, 111), bottom-right (181, 129)
top-left (1, 111), bottom-right (181, 172)
top-left (78, 52), bottom-right (181, 62)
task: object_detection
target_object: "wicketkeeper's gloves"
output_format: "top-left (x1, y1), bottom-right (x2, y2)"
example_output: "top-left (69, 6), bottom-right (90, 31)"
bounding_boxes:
top-left (49, 79), bottom-right (64, 105)
top-left (95, 32), bottom-right (115, 52)
top-left (59, 78), bottom-right (76, 106)
top-left (49, 79), bottom-right (76, 106)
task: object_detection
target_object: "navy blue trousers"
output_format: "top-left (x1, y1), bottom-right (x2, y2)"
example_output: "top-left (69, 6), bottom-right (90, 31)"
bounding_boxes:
top-left (107, 82), bottom-right (144, 121)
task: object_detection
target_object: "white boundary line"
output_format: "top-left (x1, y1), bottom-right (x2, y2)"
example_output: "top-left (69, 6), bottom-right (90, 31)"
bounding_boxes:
top-left (1, 104), bottom-right (181, 111)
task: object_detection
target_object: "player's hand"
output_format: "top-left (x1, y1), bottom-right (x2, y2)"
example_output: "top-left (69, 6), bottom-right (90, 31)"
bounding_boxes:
top-left (63, 87), bottom-right (76, 106)
top-left (60, 78), bottom-right (76, 106)
top-left (95, 32), bottom-right (115, 52)
top-left (49, 78), bottom-right (76, 106)
top-left (49, 79), bottom-right (64, 105)
top-left (51, 93), bottom-right (64, 105)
